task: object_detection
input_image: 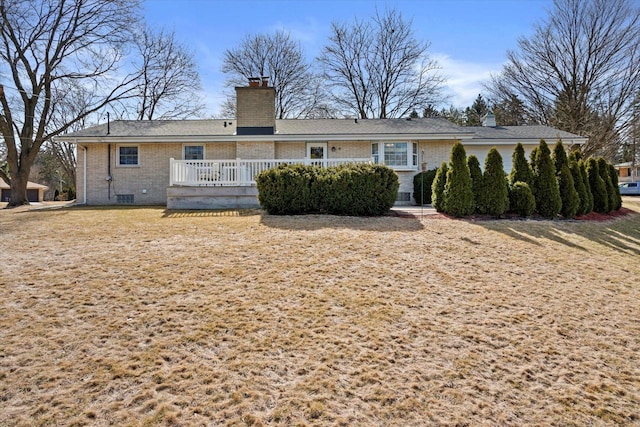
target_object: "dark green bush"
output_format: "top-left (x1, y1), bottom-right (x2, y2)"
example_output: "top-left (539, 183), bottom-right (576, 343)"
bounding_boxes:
top-left (413, 169), bottom-right (437, 205)
top-left (256, 163), bottom-right (398, 216)
top-left (586, 158), bottom-right (608, 213)
top-left (508, 181), bottom-right (536, 217)
top-left (597, 158), bottom-right (616, 213)
top-left (443, 142), bottom-right (475, 217)
top-left (256, 163), bottom-right (319, 214)
top-left (553, 140), bottom-right (568, 174)
top-left (579, 159), bottom-right (594, 214)
top-left (558, 164), bottom-right (579, 218)
top-left (510, 142), bottom-right (533, 185)
top-left (608, 163), bottom-right (622, 211)
top-left (569, 160), bottom-right (590, 216)
top-left (323, 163), bottom-right (399, 216)
top-left (431, 162), bottom-right (448, 213)
top-left (467, 155), bottom-right (484, 214)
top-left (531, 140), bottom-right (561, 218)
top-left (481, 148), bottom-right (509, 217)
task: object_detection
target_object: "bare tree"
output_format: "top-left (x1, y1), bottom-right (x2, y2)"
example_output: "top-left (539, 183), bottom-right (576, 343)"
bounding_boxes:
top-left (131, 26), bottom-right (204, 120)
top-left (0, 0), bottom-right (141, 206)
top-left (486, 0), bottom-right (640, 158)
top-left (318, 7), bottom-right (444, 119)
top-left (222, 30), bottom-right (324, 119)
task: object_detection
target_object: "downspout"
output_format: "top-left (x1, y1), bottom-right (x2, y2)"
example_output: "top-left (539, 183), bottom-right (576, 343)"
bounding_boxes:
top-left (107, 143), bottom-right (111, 200)
top-left (83, 145), bottom-right (87, 204)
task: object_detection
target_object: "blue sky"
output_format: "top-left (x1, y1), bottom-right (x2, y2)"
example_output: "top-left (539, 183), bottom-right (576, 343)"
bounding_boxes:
top-left (143, 0), bottom-right (555, 116)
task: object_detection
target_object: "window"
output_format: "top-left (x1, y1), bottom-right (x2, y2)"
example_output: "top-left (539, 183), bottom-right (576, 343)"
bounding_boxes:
top-left (371, 142), bottom-right (417, 169)
top-left (118, 146), bottom-right (139, 166)
top-left (117, 194), bottom-right (134, 204)
top-left (184, 145), bottom-right (204, 160)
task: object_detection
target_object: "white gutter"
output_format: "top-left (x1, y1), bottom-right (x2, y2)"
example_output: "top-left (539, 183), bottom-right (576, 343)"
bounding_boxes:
top-left (63, 132), bottom-right (476, 145)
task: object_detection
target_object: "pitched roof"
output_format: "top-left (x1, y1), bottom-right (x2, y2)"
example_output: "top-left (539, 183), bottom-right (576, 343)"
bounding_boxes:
top-left (0, 178), bottom-right (48, 190)
top-left (60, 118), bottom-right (586, 143)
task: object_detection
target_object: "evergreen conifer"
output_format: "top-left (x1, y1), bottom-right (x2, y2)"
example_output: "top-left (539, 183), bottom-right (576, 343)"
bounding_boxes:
top-left (431, 162), bottom-right (448, 213)
top-left (587, 158), bottom-right (609, 213)
top-left (597, 158), bottom-right (616, 213)
top-left (467, 155), bottom-right (483, 214)
top-left (531, 140), bottom-right (561, 218)
top-left (443, 142), bottom-right (475, 217)
top-left (509, 143), bottom-right (533, 185)
top-left (482, 148), bottom-right (509, 216)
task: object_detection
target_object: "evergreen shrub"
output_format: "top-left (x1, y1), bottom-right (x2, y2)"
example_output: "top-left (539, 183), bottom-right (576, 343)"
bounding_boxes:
top-left (531, 140), bottom-right (561, 218)
top-left (597, 158), bottom-right (616, 213)
top-left (413, 169), bottom-right (438, 205)
top-left (586, 158), bottom-right (608, 213)
top-left (443, 142), bottom-right (475, 217)
top-left (431, 162), bottom-right (448, 213)
top-left (509, 143), bottom-right (533, 185)
top-left (608, 163), bottom-right (622, 211)
top-left (467, 155), bottom-right (484, 214)
top-left (508, 181), bottom-right (536, 217)
top-left (482, 148), bottom-right (509, 216)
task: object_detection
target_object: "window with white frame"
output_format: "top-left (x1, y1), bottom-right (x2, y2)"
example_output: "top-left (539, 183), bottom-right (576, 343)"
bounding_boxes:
top-left (118, 146), bottom-right (139, 166)
top-left (184, 145), bottom-right (204, 160)
top-left (371, 142), bottom-right (418, 169)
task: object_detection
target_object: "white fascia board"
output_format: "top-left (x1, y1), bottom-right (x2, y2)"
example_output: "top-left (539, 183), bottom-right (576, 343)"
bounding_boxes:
top-left (59, 133), bottom-right (476, 144)
top-left (465, 138), bottom-right (588, 146)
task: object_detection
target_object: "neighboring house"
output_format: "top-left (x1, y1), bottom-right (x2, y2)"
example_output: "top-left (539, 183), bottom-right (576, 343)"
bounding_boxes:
top-left (0, 179), bottom-right (48, 203)
top-left (60, 79), bottom-right (587, 209)
top-left (614, 161), bottom-right (640, 183)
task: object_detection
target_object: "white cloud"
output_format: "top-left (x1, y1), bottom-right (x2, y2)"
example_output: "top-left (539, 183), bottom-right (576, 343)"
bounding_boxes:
top-left (432, 53), bottom-right (504, 108)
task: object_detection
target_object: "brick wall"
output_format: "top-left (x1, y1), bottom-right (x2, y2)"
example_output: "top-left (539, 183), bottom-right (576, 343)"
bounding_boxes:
top-left (237, 141), bottom-right (275, 159)
top-left (275, 142), bottom-right (305, 159)
top-left (235, 87), bottom-right (276, 129)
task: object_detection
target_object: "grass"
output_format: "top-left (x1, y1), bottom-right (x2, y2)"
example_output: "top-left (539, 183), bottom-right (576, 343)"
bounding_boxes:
top-left (1, 198), bottom-right (639, 426)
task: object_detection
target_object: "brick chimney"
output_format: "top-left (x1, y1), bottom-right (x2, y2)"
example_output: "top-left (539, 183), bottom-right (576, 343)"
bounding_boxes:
top-left (235, 77), bottom-right (275, 135)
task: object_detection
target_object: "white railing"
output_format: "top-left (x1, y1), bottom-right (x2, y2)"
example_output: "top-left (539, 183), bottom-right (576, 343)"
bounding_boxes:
top-left (169, 158), bottom-right (373, 187)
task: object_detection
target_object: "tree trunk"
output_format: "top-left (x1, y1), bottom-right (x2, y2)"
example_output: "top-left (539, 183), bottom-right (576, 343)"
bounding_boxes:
top-left (7, 170), bottom-right (30, 207)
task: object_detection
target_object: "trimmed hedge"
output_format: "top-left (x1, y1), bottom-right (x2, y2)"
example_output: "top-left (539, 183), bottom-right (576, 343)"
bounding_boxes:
top-left (413, 169), bottom-right (438, 205)
top-left (256, 163), bottom-right (399, 216)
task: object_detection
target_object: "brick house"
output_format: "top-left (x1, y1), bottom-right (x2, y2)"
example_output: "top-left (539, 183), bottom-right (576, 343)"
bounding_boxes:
top-left (60, 79), bottom-right (587, 209)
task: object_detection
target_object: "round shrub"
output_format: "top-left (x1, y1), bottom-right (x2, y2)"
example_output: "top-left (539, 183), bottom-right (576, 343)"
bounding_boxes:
top-left (413, 169), bottom-right (437, 205)
top-left (256, 163), bottom-right (398, 216)
top-left (324, 163), bottom-right (399, 216)
top-left (256, 163), bottom-right (318, 214)
top-left (431, 162), bottom-right (448, 213)
top-left (508, 181), bottom-right (536, 217)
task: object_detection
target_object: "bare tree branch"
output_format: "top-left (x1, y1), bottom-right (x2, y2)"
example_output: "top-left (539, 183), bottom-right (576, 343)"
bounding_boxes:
top-left (0, 0), bottom-right (142, 206)
top-left (485, 0), bottom-right (640, 158)
top-left (318, 7), bottom-right (445, 119)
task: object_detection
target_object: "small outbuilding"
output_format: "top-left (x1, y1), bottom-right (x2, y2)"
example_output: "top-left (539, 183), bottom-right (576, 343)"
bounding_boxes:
top-left (0, 179), bottom-right (48, 203)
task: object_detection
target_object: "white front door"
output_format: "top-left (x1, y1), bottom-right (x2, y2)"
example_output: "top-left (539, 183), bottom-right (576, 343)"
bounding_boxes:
top-left (306, 142), bottom-right (327, 166)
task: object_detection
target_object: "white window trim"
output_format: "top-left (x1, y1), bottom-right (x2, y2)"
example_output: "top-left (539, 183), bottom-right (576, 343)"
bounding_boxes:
top-left (116, 144), bottom-right (140, 167)
top-left (183, 144), bottom-right (206, 160)
top-left (371, 141), bottom-right (418, 171)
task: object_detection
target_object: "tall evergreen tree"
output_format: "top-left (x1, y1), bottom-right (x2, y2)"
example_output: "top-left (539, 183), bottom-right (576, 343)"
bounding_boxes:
top-left (597, 158), bottom-right (616, 213)
top-left (467, 155), bottom-right (484, 213)
top-left (431, 162), bottom-right (448, 213)
top-left (586, 158), bottom-right (609, 213)
top-left (482, 148), bottom-right (509, 216)
top-left (569, 160), bottom-right (590, 216)
top-left (443, 142), bottom-right (475, 217)
top-left (553, 140), bottom-right (579, 218)
top-left (509, 142), bottom-right (533, 185)
top-left (531, 140), bottom-right (561, 218)
top-left (608, 163), bottom-right (623, 211)
top-left (579, 159), bottom-right (594, 214)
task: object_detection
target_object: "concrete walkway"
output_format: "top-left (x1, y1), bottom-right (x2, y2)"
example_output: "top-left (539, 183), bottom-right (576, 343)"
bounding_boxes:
top-left (390, 205), bottom-right (439, 218)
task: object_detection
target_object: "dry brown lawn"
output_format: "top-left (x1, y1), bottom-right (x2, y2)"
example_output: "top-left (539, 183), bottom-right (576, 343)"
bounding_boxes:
top-left (1, 199), bottom-right (640, 426)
